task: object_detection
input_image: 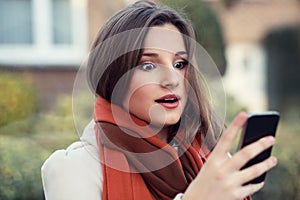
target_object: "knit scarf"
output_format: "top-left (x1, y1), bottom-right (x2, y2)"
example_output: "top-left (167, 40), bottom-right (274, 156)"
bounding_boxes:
top-left (94, 96), bottom-right (209, 200)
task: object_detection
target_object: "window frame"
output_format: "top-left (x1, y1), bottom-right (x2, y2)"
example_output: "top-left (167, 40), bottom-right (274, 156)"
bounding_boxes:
top-left (0, 0), bottom-right (88, 67)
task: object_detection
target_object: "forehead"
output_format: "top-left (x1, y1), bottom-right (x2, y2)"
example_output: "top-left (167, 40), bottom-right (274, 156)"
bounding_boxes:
top-left (143, 24), bottom-right (186, 53)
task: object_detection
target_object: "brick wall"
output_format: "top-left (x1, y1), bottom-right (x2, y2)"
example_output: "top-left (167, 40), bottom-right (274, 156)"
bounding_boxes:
top-left (1, 66), bottom-right (78, 111)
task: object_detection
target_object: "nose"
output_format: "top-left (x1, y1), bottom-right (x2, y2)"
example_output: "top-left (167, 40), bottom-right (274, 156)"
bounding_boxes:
top-left (160, 65), bottom-right (180, 89)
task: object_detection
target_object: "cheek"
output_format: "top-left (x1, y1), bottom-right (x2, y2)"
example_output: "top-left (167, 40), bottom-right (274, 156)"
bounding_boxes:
top-left (123, 70), bottom-right (158, 110)
top-left (124, 85), bottom-right (153, 111)
top-left (128, 85), bottom-right (155, 106)
top-left (126, 86), bottom-right (157, 123)
top-left (129, 88), bottom-right (146, 106)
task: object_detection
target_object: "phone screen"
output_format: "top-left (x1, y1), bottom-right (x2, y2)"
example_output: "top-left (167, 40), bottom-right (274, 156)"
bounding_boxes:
top-left (238, 111), bottom-right (280, 184)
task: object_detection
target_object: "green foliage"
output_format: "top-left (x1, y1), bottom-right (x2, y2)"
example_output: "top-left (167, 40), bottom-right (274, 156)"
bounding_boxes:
top-left (30, 95), bottom-right (81, 150)
top-left (0, 115), bottom-right (36, 136)
top-left (0, 72), bottom-right (37, 128)
top-left (0, 135), bottom-right (48, 200)
top-left (225, 94), bottom-right (247, 124)
top-left (72, 90), bottom-right (94, 134)
top-left (160, 0), bottom-right (227, 74)
top-left (0, 93), bottom-right (84, 199)
top-left (226, 94), bottom-right (247, 152)
top-left (254, 118), bottom-right (300, 199)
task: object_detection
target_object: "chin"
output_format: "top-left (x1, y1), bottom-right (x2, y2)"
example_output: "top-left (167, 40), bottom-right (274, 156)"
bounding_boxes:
top-left (163, 116), bottom-right (181, 127)
top-left (150, 117), bottom-right (180, 127)
top-left (144, 111), bottom-right (182, 128)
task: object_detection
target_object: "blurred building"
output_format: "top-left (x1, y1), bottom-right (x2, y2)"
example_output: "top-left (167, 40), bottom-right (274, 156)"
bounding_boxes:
top-left (205, 0), bottom-right (300, 113)
top-left (1, 0), bottom-right (300, 115)
top-left (0, 0), bottom-right (124, 110)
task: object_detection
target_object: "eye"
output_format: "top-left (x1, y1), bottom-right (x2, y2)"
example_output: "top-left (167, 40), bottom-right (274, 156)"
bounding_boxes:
top-left (139, 62), bottom-right (156, 71)
top-left (174, 60), bottom-right (188, 69)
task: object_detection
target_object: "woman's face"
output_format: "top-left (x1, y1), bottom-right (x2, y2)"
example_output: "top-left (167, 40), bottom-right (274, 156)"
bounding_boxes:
top-left (122, 24), bottom-right (188, 128)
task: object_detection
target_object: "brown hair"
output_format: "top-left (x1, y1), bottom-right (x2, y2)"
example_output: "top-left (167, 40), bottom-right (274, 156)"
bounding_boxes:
top-left (87, 0), bottom-right (221, 149)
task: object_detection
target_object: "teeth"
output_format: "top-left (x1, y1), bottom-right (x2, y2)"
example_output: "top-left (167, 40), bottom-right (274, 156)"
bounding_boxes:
top-left (156, 97), bottom-right (177, 103)
top-left (165, 98), bottom-right (176, 101)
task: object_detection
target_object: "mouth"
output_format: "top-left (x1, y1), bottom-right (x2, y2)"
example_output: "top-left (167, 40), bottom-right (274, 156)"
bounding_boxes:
top-left (155, 94), bottom-right (180, 108)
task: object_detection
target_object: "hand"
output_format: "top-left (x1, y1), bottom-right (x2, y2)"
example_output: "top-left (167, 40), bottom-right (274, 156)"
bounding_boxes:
top-left (183, 112), bottom-right (277, 200)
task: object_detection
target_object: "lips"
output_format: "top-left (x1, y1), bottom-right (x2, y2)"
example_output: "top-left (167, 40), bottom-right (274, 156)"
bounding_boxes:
top-left (155, 94), bottom-right (180, 109)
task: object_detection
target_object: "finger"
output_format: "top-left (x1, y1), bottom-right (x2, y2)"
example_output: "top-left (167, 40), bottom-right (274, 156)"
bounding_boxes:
top-left (239, 156), bottom-right (277, 185)
top-left (229, 136), bottom-right (275, 170)
top-left (238, 182), bottom-right (265, 199)
top-left (213, 112), bottom-right (248, 156)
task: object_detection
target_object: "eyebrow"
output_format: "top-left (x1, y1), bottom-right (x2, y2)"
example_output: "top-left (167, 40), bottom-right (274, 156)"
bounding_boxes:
top-left (141, 51), bottom-right (188, 57)
top-left (141, 53), bottom-right (159, 58)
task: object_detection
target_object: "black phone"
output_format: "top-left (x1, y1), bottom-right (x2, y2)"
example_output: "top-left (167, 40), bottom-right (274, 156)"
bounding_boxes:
top-left (238, 111), bottom-right (280, 185)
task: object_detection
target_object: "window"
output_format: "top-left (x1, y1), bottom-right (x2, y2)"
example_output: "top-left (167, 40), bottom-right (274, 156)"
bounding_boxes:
top-left (0, 0), bottom-right (88, 66)
top-left (0, 0), bottom-right (33, 44)
top-left (52, 0), bottom-right (72, 44)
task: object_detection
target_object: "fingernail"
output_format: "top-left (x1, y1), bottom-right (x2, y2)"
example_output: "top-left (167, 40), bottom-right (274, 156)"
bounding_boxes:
top-left (266, 136), bottom-right (275, 144)
top-left (270, 156), bottom-right (278, 165)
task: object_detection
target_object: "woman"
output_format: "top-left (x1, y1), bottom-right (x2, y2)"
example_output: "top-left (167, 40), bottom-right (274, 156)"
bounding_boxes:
top-left (41, 1), bottom-right (277, 199)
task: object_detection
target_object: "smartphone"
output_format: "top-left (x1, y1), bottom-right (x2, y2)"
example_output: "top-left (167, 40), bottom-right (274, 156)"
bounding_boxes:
top-left (238, 111), bottom-right (280, 185)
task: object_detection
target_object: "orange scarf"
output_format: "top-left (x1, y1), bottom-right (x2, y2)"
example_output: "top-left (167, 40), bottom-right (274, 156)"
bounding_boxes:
top-left (94, 96), bottom-right (209, 200)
